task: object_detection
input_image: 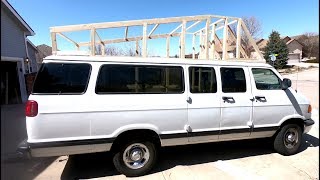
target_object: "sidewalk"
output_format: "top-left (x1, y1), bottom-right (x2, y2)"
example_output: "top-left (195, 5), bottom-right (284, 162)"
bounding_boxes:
top-left (282, 68), bottom-right (319, 109)
top-left (287, 62), bottom-right (319, 68)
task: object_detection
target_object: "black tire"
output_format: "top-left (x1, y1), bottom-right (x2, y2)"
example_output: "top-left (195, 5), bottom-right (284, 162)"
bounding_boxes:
top-left (113, 140), bottom-right (157, 177)
top-left (273, 124), bottom-right (302, 155)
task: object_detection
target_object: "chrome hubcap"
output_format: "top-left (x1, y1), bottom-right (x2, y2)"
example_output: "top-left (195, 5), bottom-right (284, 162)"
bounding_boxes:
top-left (130, 149), bottom-right (142, 161)
top-left (287, 134), bottom-right (294, 142)
top-left (284, 128), bottom-right (298, 149)
top-left (123, 143), bottom-right (150, 169)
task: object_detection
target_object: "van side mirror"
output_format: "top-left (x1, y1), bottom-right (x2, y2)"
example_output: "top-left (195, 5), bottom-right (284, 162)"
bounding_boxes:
top-left (281, 78), bottom-right (292, 90)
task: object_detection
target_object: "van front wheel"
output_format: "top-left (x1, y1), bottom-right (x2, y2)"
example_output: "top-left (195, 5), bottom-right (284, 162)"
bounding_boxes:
top-left (113, 140), bottom-right (157, 177)
top-left (273, 124), bottom-right (302, 155)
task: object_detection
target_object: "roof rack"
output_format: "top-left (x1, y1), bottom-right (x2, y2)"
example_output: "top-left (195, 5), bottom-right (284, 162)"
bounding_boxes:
top-left (50, 15), bottom-right (264, 60)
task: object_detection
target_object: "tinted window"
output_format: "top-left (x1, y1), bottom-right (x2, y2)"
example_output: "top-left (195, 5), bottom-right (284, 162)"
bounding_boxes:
top-left (221, 67), bottom-right (246, 93)
top-left (189, 67), bottom-right (217, 93)
top-left (96, 65), bottom-right (184, 94)
top-left (33, 63), bottom-right (91, 94)
top-left (252, 68), bottom-right (281, 90)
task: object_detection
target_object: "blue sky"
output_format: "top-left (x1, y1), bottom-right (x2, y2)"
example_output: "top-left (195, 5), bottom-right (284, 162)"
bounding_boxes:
top-left (8, 0), bottom-right (319, 56)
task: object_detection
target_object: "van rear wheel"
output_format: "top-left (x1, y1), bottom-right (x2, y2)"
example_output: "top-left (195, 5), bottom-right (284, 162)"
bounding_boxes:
top-left (273, 124), bottom-right (302, 155)
top-left (113, 140), bottom-right (157, 177)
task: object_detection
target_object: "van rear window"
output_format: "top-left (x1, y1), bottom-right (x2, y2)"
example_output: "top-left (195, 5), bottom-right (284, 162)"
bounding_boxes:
top-left (32, 63), bottom-right (91, 94)
top-left (96, 65), bottom-right (184, 94)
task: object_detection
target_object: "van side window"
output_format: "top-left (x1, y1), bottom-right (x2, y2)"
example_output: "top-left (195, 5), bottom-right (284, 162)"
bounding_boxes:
top-left (220, 68), bottom-right (246, 93)
top-left (96, 65), bottom-right (184, 94)
top-left (252, 68), bottom-right (281, 90)
top-left (189, 67), bottom-right (217, 93)
top-left (32, 63), bottom-right (91, 94)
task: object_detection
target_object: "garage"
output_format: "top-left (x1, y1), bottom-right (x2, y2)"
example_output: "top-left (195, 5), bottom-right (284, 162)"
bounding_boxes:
top-left (287, 53), bottom-right (301, 63)
top-left (288, 53), bottom-right (300, 60)
top-left (0, 58), bottom-right (27, 105)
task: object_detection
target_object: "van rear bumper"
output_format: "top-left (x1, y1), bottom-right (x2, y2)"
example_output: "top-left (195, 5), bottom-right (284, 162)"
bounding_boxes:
top-left (303, 119), bottom-right (315, 133)
top-left (17, 139), bottom-right (31, 159)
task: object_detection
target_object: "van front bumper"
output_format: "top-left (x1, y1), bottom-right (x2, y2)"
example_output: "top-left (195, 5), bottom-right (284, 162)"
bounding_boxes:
top-left (303, 119), bottom-right (315, 133)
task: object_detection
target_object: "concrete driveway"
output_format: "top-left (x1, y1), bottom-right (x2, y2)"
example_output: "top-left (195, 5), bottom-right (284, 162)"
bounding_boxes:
top-left (1, 68), bottom-right (318, 180)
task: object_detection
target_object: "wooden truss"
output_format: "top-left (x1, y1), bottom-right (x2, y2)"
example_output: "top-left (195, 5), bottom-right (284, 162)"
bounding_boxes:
top-left (50, 15), bottom-right (264, 60)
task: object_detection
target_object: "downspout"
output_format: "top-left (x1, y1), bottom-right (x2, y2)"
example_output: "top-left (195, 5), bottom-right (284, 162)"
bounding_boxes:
top-left (23, 32), bottom-right (31, 73)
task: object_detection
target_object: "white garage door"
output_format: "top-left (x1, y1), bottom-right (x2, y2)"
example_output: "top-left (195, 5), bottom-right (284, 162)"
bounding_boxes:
top-left (288, 54), bottom-right (300, 60)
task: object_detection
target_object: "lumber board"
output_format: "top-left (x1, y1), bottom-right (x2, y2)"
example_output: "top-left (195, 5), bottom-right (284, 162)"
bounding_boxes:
top-left (142, 23), bottom-right (147, 57)
top-left (222, 18), bottom-right (228, 60)
top-left (148, 24), bottom-right (159, 37)
top-left (180, 21), bottom-right (186, 59)
top-left (51, 32), bottom-right (57, 54)
top-left (50, 15), bottom-right (239, 32)
top-left (205, 18), bottom-right (210, 59)
top-left (241, 21), bottom-right (263, 59)
top-left (236, 19), bottom-right (241, 58)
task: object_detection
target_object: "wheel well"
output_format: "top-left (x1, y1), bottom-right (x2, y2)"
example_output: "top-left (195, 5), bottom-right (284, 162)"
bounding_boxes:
top-left (280, 118), bottom-right (304, 132)
top-left (272, 118), bottom-right (304, 139)
top-left (110, 129), bottom-right (161, 153)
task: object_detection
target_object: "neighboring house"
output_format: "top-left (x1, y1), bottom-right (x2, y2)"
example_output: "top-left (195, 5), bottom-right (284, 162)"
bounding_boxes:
top-left (255, 39), bottom-right (268, 53)
top-left (185, 53), bottom-right (199, 59)
top-left (281, 36), bottom-right (303, 63)
top-left (255, 36), bottom-right (303, 63)
top-left (1, 0), bottom-right (37, 104)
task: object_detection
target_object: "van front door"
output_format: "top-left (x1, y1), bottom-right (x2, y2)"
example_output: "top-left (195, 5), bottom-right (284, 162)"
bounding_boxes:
top-left (219, 66), bottom-right (252, 140)
top-left (249, 68), bottom-right (294, 138)
top-left (187, 66), bottom-right (221, 143)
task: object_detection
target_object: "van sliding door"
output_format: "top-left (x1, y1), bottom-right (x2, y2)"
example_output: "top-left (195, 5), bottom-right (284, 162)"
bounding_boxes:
top-left (219, 66), bottom-right (252, 139)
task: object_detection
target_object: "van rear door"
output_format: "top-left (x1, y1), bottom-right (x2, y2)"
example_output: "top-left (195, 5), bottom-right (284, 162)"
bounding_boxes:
top-left (28, 62), bottom-right (92, 142)
top-left (187, 65), bottom-right (221, 142)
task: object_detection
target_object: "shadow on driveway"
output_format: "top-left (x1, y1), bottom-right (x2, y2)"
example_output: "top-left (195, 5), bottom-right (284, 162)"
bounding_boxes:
top-left (1, 104), bottom-right (57, 180)
top-left (61, 134), bottom-right (319, 179)
top-left (1, 156), bottom-right (58, 180)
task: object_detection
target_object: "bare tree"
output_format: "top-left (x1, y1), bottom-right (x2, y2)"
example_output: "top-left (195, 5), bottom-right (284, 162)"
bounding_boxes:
top-left (297, 32), bottom-right (319, 59)
top-left (36, 44), bottom-right (52, 63)
top-left (122, 43), bottom-right (141, 56)
top-left (242, 16), bottom-right (263, 40)
top-left (231, 16), bottom-right (262, 57)
top-left (98, 44), bottom-right (142, 56)
top-left (105, 46), bottom-right (124, 56)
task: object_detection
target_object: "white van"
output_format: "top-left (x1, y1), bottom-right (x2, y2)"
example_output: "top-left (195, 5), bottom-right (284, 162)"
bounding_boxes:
top-left (18, 55), bottom-right (314, 176)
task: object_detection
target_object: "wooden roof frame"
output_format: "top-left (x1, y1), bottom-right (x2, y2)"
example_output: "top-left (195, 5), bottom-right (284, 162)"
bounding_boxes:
top-left (50, 15), bottom-right (264, 60)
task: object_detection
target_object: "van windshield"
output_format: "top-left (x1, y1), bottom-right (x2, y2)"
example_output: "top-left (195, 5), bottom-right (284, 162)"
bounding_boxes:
top-left (32, 63), bottom-right (91, 94)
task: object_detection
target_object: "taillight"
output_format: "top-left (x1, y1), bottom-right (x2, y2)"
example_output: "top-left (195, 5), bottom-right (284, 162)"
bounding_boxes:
top-left (26, 100), bottom-right (38, 117)
top-left (308, 105), bottom-right (312, 113)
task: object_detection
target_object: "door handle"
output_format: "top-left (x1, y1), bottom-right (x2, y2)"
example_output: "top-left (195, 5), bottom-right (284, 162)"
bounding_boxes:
top-left (222, 96), bottom-right (234, 101)
top-left (186, 97), bottom-right (192, 104)
top-left (255, 96), bottom-right (266, 101)
top-left (222, 96), bottom-right (235, 103)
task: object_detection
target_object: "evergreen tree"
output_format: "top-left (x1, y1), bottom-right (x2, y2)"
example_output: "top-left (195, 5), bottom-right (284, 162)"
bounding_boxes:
top-left (263, 31), bottom-right (289, 69)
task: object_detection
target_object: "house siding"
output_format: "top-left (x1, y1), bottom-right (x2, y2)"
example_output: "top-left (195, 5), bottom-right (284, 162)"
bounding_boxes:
top-left (27, 43), bottom-right (38, 73)
top-left (1, 8), bottom-right (26, 58)
top-left (287, 41), bottom-right (302, 55)
top-left (257, 39), bottom-right (268, 51)
top-left (287, 40), bottom-right (302, 62)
